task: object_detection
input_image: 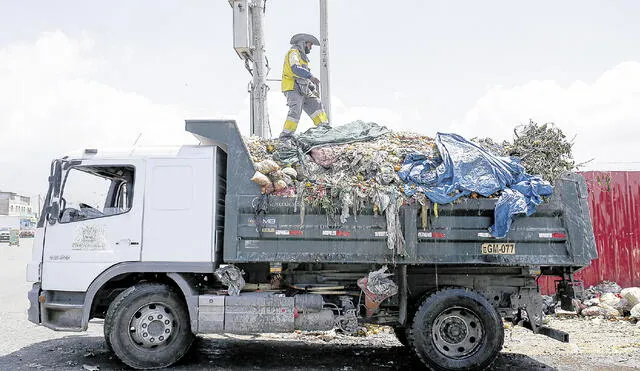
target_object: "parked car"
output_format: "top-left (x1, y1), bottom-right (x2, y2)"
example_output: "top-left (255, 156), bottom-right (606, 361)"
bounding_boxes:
top-left (0, 228), bottom-right (9, 243)
top-left (20, 229), bottom-right (35, 238)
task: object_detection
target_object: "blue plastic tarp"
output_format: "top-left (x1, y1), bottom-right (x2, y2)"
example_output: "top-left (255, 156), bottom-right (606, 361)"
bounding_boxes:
top-left (398, 133), bottom-right (553, 238)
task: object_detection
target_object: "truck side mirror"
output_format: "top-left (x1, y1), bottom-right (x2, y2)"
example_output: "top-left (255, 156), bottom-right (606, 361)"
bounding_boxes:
top-left (48, 202), bottom-right (60, 225)
top-left (52, 161), bottom-right (64, 198)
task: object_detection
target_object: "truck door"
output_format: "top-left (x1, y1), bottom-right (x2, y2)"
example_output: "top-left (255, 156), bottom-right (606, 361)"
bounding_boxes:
top-left (141, 155), bottom-right (214, 262)
top-left (41, 161), bottom-right (145, 292)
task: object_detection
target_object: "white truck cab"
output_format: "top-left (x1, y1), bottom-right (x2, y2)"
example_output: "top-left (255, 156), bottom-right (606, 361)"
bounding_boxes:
top-left (28, 145), bottom-right (219, 292)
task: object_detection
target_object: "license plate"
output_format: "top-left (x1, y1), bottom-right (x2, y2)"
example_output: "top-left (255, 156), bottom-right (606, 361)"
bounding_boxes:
top-left (481, 243), bottom-right (516, 254)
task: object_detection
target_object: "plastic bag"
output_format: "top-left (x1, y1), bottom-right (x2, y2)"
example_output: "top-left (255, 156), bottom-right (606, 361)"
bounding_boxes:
top-left (274, 179), bottom-right (287, 192)
top-left (282, 167), bottom-right (298, 179)
top-left (251, 171), bottom-right (272, 186)
top-left (255, 159), bottom-right (280, 174)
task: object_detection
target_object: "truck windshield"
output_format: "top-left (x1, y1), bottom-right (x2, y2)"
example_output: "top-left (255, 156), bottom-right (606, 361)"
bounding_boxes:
top-left (58, 166), bottom-right (135, 223)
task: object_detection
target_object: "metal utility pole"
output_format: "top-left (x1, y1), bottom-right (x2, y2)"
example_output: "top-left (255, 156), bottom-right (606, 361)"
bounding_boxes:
top-left (249, 0), bottom-right (269, 138)
top-left (230, 0), bottom-right (270, 138)
top-left (319, 0), bottom-right (332, 123)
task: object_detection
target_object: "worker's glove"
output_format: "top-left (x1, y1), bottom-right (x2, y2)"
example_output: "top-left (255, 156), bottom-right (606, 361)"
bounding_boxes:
top-left (310, 76), bottom-right (321, 86)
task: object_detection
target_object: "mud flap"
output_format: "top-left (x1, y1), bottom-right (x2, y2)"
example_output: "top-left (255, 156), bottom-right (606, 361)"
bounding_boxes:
top-left (511, 287), bottom-right (570, 343)
top-left (28, 283), bottom-right (41, 325)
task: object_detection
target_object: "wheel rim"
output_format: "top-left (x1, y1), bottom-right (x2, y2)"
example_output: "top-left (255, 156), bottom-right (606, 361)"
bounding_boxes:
top-left (431, 306), bottom-right (484, 359)
top-left (129, 303), bottom-right (176, 348)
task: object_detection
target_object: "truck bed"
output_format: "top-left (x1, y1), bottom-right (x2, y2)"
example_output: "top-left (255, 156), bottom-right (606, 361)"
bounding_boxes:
top-left (186, 120), bottom-right (597, 270)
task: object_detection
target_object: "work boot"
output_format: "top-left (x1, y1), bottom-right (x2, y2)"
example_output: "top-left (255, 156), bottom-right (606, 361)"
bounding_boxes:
top-left (278, 133), bottom-right (296, 148)
top-left (316, 123), bottom-right (331, 130)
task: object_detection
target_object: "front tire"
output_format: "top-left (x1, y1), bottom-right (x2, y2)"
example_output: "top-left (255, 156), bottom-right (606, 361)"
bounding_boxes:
top-left (409, 288), bottom-right (504, 370)
top-left (104, 283), bottom-right (195, 369)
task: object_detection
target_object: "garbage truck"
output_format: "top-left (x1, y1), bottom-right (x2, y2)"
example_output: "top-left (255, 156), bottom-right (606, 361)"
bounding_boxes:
top-left (26, 119), bottom-right (597, 370)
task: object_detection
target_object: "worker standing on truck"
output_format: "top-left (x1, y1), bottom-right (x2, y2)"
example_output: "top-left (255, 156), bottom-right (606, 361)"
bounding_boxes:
top-left (279, 33), bottom-right (330, 142)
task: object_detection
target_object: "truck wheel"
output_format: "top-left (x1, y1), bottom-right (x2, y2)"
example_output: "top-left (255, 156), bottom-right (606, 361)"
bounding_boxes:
top-left (103, 322), bottom-right (113, 352)
top-left (104, 283), bottom-right (195, 369)
top-left (409, 288), bottom-right (504, 371)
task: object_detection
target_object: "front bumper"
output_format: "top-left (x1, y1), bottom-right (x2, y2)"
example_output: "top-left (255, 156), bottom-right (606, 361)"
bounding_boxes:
top-left (27, 285), bottom-right (85, 331)
top-left (28, 283), bottom-right (41, 325)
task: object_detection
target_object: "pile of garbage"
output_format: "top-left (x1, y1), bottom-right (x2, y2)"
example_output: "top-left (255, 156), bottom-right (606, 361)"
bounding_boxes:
top-left (244, 120), bottom-right (575, 246)
top-left (504, 120), bottom-right (576, 183)
top-left (551, 281), bottom-right (640, 321)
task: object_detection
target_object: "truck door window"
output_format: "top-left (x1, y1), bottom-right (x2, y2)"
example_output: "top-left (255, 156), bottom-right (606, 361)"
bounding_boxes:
top-left (59, 166), bottom-right (135, 223)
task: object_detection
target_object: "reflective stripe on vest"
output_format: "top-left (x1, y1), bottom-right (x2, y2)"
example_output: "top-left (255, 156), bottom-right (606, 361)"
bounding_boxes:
top-left (281, 48), bottom-right (308, 92)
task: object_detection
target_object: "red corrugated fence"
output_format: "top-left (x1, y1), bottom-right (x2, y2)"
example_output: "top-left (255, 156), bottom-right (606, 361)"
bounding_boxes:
top-left (540, 171), bottom-right (640, 294)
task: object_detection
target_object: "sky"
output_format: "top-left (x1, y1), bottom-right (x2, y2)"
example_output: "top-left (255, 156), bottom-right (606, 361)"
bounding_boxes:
top-left (1, 0), bottom-right (639, 202)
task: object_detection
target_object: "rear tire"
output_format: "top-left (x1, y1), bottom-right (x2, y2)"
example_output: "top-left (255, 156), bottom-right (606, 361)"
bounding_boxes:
top-left (409, 288), bottom-right (504, 371)
top-left (104, 283), bottom-right (194, 369)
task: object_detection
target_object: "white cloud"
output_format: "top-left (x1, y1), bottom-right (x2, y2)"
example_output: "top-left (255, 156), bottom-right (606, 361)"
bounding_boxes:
top-left (0, 31), bottom-right (407, 201)
top-left (332, 96), bottom-right (403, 129)
top-left (455, 61), bottom-right (640, 170)
top-left (6, 31), bottom-right (637, 208)
top-left (0, 31), bottom-right (200, 196)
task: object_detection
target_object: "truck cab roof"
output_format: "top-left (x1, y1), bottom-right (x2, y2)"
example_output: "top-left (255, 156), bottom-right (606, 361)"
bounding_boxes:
top-left (62, 145), bottom-right (215, 162)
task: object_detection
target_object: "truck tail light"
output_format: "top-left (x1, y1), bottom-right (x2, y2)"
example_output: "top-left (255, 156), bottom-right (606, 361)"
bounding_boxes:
top-left (539, 232), bottom-right (567, 239)
top-left (419, 232), bottom-right (446, 239)
top-left (322, 230), bottom-right (351, 237)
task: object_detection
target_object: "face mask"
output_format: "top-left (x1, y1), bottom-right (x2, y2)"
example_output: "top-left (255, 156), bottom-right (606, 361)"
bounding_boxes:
top-left (304, 45), bottom-right (311, 54)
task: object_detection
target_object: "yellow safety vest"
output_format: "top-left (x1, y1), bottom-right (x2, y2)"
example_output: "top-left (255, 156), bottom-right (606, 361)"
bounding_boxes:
top-left (281, 48), bottom-right (308, 92)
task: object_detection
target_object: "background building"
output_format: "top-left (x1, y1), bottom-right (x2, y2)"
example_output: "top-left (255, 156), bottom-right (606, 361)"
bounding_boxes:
top-left (0, 191), bottom-right (35, 228)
